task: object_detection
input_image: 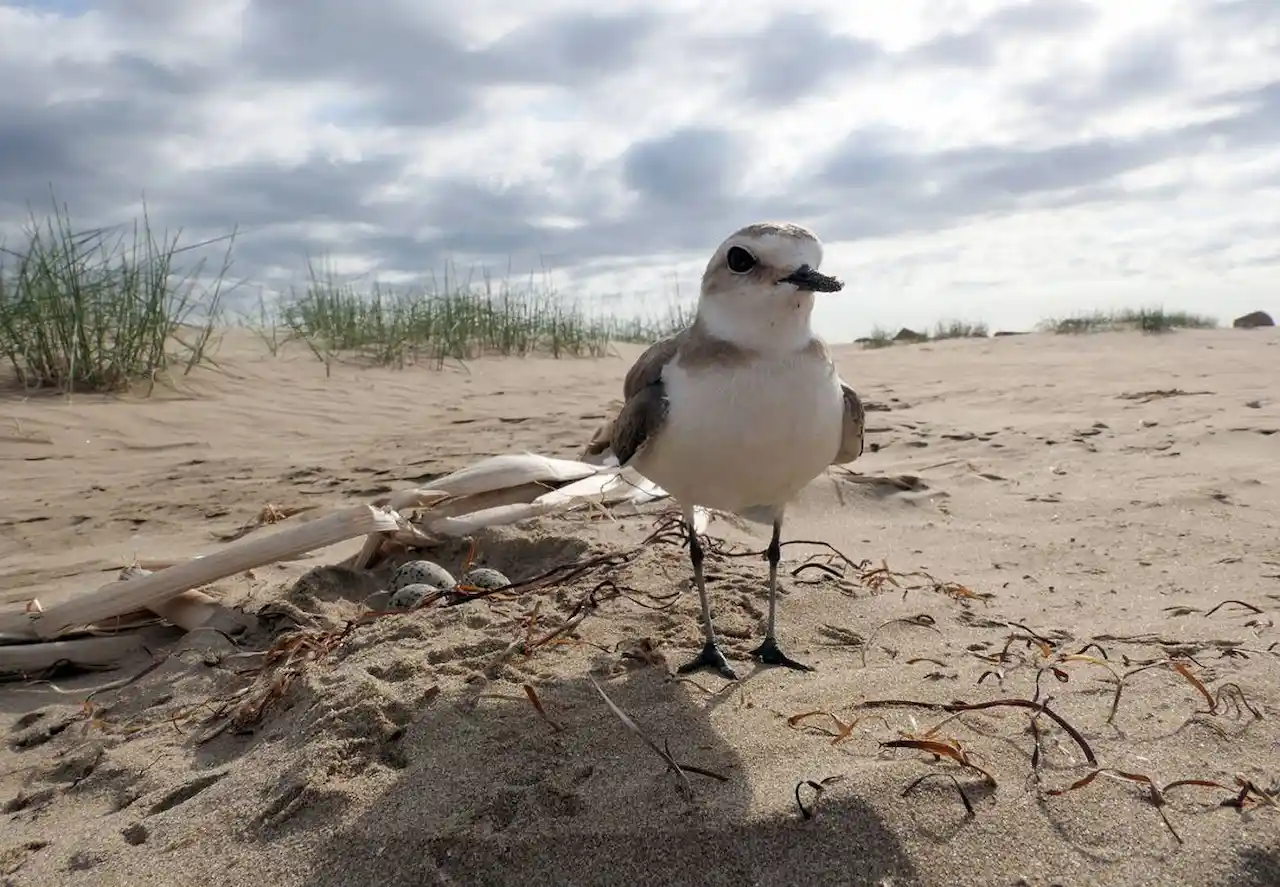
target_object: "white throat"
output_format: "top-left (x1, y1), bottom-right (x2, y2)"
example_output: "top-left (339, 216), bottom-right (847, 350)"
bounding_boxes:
top-left (695, 292), bottom-right (816, 353)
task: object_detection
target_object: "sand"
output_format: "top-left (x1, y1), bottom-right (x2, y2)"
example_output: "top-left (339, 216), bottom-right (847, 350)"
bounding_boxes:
top-left (1, 327), bottom-right (1278, 887)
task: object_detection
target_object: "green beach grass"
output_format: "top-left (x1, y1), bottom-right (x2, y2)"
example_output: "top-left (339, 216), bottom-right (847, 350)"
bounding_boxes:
top-left (860, 308), bottom-right (1220, 349)
top-left (859, 318), bottom-right (989, 348)
top-left (257, 258), bottom-right (691, 376)
top-left (0, 201), bottom-right (690, 393)
top-left (1035, 307), bottom-right (1219, 335)
top-left (0, 199), bottom-right (233, 394)
top-left (0, 200), bottom-right (1229, 395)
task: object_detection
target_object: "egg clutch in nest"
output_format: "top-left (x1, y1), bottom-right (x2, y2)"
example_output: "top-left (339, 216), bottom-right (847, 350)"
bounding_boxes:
top-left (384, 559), bottom-right (511, 610)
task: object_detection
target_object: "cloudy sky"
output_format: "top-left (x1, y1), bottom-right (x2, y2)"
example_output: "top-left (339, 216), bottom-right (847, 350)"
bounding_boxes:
top-left (1, 0), bottom-right (1277, 338)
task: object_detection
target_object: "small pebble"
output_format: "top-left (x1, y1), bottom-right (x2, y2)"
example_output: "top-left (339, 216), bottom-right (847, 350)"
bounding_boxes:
top-left (462, 567), bottom-right (509, 591)
top-left (388, 583), bottom-right (438, 610)
top-left (121, 822), bottom-right (148, 846)
top-left (390, 560), bottom-right (456, 592)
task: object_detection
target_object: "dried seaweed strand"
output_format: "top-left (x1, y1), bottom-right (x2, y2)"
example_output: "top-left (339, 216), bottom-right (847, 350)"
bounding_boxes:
top-left (902, 772), bottom-right (976, 817)
top-left (860, 697), bottom-right (1096, 764)
top-left (522, 683), bottom-right (563, 732)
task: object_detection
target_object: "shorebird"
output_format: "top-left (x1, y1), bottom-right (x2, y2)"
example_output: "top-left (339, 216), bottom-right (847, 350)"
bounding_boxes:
top-left (596, 221), bottom-right (866, 679)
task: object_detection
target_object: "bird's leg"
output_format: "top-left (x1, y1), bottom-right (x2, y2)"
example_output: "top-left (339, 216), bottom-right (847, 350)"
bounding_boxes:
top-left (676, 512), bottom-right (738, 680)
top-left (749, 517), bottom-right (814, 672)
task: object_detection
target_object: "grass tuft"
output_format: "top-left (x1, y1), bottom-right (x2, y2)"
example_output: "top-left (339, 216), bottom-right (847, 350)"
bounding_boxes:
top-left (932, 319), bottom-right (990, 340)
top-left (0, 195), bottom-right (231, 394)
top-left (0, 196), bottom-right (694, 389)
top-left (858, 319), bottom-right (989, 349)
top-left (861, 307), bottom-right (1220, 350)
top-left (1037, 307), bottom-right (1218, 335)
top-left (862, 326), bottom-right (896, 349)
top-left (260, 257), bottom-right (691, 373)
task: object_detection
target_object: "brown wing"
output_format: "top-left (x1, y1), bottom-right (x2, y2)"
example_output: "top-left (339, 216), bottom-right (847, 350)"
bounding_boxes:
top-left (833, 381), bottom-right (866, 464)
top-left (611, 381), bottom-right (668, 467)
top-left (623, 333), bottom-right (682, 401)
top-left (582, 333), bottom-right (683, 461)
top-left (580, 415), bottom-right (616, 460)
top-left (614, 332), bottom-right (685, 465)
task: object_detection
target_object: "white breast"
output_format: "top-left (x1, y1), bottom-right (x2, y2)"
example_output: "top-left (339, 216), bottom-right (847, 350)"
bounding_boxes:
top-left (633, 352), bottom-right (844, 515)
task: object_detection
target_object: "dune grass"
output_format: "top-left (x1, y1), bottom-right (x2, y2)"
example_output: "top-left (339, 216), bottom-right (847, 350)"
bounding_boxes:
top-left (1037, 307), bottom-right (1219, 335)
top-left (932, 318), bottom-right (990, 340)
top-left (0, 199), bottom-right (232, 394)
top-left (0, 200), bottom-right (692, 392)
top-left (862, 326), bottom-right (896, 348)
top-left (859, 319), bottom-right (989, 348)
top-left (3, 199), bottom-right (1228, 390)
top-left (251, 258), bottom-right (691, 374)
top-left (860, 307), bottom-right (1219, 350)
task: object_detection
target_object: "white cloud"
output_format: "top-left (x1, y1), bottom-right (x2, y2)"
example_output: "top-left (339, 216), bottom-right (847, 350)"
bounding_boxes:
top-left (1, 0), bottom-right (1277, 335)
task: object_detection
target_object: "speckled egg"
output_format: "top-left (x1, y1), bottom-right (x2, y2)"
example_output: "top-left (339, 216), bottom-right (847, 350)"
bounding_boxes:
top-left (388, 583), bottom-right (438, 610)
top-left (462, 567), bottom-right (510, 591)
top-left (390, 560), bottom-right (456, 593)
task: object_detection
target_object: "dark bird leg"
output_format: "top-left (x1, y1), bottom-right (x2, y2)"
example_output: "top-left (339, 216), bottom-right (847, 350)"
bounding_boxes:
top-left (676, 507), bottom-right (738, 680)
top-left (749, 516), bottom-right (814, 672)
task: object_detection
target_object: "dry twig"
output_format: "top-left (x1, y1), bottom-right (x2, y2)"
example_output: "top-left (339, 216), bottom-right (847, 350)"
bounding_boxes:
top-left (589, 676), bottom-right (703, 798)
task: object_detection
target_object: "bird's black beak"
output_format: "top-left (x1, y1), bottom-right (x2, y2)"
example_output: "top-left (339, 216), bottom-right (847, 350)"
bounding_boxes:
top-left (777, 264), bottom-right (843, 293)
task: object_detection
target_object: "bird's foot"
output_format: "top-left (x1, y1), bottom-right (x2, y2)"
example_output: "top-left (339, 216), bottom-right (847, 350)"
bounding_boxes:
top-left (749, 636), bottom-right (814, 672)
top-left (677, 640), bottom-right (738, 681)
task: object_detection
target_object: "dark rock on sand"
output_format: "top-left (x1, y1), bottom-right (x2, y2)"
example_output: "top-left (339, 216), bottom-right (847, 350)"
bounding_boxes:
top-left (1233, 310), bottom-right (1275, 328)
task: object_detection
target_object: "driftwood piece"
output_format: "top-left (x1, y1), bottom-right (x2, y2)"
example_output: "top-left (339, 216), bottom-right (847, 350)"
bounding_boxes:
top-left (420, 482), bottom-right (558, 517)
top-left (0, 450), bottom-right (678, 672)
top-left (373, 488), bottom-right (452, 512)
top-left (13, 505), bottom-right (404, 641)
top-left (412, 465), bottom-right (670, 535)
top-left (350, 501), bottom-right (445, 571)
top-left (417, 453), bottom-right (598, 499)
top-left (111, 565), bottom-right (256, 636)
top-left (151, 590), bottom-right (256, 635)
top-left (0, 634), bottom-right (147, 676)
top-left (355, 455), bottom-right (665, 562)
top-left (421, 500), bottom-right (564, 537)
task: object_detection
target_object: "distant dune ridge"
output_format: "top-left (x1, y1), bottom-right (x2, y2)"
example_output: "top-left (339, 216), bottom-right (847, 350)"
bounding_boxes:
top-left (1, 325), bottom-right (1278, 887)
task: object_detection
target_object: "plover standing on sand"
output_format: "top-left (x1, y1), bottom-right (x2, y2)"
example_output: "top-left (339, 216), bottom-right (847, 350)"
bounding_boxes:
top-left (603, 222), bottom-right (866, 680)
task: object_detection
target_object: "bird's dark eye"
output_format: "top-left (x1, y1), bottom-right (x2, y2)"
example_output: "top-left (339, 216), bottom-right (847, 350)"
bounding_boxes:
top-left (726, 246), bottom-right (756, 274)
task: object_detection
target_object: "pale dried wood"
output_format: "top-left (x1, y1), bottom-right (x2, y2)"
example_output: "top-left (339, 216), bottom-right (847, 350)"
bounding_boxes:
top-left (372, 489), bottom-right (452, 511)
top-left (351, 512), bottom-right (438, 571)
top-left (422, 500), bottom-right (563, 536)
top-left (116, 564), bottom-right (255, 636)
top-left (351, 534), bottom-right (388, 572)
top-left (150, 590), bottom-right (256, 636)
top-left (3, 453), bottom-right (666, 652)
top-left (424, 482), bottom-right (556, 517)
top-left (16, 505), bottom-right (404, 640)
top-left (0, 634), bottom-right (147, 675)
top-left (80, 611), bottom-right (161, 635)
top-left (421, 453), bottom-right (598, 499)
top-left (353, 460), bottom-right (604, 567)
top-left (418, 466), bottom-right (668, 537)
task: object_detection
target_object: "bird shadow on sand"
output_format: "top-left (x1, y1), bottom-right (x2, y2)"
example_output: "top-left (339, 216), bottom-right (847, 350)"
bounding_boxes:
top-left (294, 662), bottom-right (918, 887)
top-left (1227, 843), bottom-right (1280, 887)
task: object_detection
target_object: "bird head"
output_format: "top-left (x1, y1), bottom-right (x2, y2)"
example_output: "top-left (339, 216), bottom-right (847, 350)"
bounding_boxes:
top-left (696, 221), bottom-right (843, 352)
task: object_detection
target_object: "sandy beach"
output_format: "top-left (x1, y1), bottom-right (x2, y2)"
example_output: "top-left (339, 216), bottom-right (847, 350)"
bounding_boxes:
top-left (2, 327), bottom-right (1278, 887)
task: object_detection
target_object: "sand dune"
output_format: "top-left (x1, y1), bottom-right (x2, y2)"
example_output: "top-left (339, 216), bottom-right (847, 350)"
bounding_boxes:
top-left (2, 328), bottom-right (1278, 887)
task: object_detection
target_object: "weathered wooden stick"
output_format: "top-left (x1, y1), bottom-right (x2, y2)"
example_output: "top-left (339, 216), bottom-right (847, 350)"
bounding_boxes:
top-left (20, 505), bottom-right (403, 640)
top-left (0, 634), bottom-right (147, 676)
